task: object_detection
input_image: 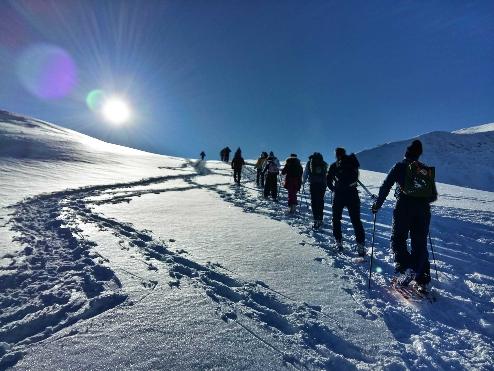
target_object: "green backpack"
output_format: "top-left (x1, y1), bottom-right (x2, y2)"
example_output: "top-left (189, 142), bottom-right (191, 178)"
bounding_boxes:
top-left (402, 161), bottom-right (435, 198)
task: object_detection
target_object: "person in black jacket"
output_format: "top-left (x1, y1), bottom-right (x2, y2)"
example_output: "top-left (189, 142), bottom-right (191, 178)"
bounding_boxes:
top-left (303, 152), bottom-right (328, 229)
top-left (231, 148), bottom-right (245, 184)
top-left (372, 140), bottom-right (438, 290)
top-left (281, 154), bottom-right (303, 214)
top-left (327, 148), bottom-right (366, 255)
top-left (224, 146), bottom-right (232, 163)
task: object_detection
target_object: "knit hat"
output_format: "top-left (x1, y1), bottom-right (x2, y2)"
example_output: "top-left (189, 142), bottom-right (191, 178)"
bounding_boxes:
top-left (290, 153), bottom-right (297, 157)
top-left (406, 140), bottom-right (423, 158)
top-left (335, 147), bottom-right (346, 158)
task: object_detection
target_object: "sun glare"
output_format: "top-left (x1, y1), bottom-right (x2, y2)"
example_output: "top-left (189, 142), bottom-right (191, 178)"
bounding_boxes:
top-left (102, 97), bottom-right (131, 124)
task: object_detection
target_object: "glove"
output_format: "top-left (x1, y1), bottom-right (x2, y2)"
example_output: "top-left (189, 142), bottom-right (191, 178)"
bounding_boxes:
top-left (371, 202), bottom-right (379, 214)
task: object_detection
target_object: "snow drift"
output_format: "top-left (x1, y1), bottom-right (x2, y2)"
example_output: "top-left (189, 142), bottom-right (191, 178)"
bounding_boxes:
top-left (357, 123), bottom-right (494, 192)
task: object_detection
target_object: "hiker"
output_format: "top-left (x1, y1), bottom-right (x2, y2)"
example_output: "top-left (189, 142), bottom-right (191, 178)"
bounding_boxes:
top-left (224, 146), bottom-right (232, 163)
top-left (254, 152), bottom-right (268, 187)
top-left (327, 148), bottom-right (366, 255)
top-left (262, 151), bottom-right (280, 200)
top-left (303, 152), bottom-right (328, 229)
top-left (220, 148), bottom-right (226, 162)
top-left (231, 148), bottom-right (245, 184)
top-left (200, 151), bottom-right (206, 161)
top-left (281, 153), bottom-right (303, 214)
top-left (371, 139), bottom-right (437, 291)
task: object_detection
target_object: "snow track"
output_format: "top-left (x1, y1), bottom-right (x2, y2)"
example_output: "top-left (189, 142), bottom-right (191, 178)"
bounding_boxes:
top-left (1, 159), bottom-right (493, 369)
top-left (2, 164), bottom-right (376, 369)
top-left (207, 165), bottom-right (494, 369)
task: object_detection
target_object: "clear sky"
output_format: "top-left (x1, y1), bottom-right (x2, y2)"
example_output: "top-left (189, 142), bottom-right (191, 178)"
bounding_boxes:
top-left (1, 0), bottom-right (493, 160)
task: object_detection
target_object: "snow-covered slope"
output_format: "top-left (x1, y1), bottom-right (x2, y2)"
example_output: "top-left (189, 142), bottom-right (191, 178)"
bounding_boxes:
top-left (1, 111), bottom-right (493, 370)
top-left (453, 122), bottom-right (494, 134)
top-left (357, 124), bottom-right (494, 192)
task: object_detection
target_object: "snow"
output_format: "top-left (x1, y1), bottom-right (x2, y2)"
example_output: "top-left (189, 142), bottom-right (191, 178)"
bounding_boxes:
top-left (453, 122), bottom-right (494, 134)
top-left (0, 111), bottom-right (493, 369)
top-left (357, 123), bottom-right (494, 192)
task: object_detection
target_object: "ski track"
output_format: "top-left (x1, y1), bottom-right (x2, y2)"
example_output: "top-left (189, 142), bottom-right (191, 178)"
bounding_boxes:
top-left (1, 161), bottom-right (492, 369)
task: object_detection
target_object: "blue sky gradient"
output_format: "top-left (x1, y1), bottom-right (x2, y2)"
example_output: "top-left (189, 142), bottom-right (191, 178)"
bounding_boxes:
top-left (1, 0), bottom-right (493, 160)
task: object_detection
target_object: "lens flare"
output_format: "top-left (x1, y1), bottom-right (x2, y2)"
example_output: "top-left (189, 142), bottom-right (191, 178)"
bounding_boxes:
top-left (16, 43), bottom-right (77, 99)
top-left (86, 89), bottom-right (105, 111)
top-left (102, 97), bottom-right (131, 124)
top-left (375, 266), bottom-right (383, 273)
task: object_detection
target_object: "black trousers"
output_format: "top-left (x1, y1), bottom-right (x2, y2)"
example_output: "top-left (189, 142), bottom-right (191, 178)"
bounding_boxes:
top-left (233, 168), bottom-right (242, 183)
top-left (391, 197), bottom-right (431, 284)
top-left (310, 184), bottom-right (326, 221)
top-left (264, 173), bottom-right (278, 199)
top-left (332, 189), bottom-right (365, 244)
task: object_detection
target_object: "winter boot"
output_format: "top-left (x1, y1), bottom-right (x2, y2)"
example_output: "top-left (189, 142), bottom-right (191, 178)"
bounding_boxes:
top-left (356, 243), bottom-right (366, 257)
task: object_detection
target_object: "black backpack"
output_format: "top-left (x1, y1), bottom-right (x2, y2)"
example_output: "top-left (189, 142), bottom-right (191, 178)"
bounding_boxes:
top-left (334, 154), bottom-right (359, 188)
top-left (309, 155), bottom-right (327, 183)
top-left (402, 161), bottom-right (436, 198)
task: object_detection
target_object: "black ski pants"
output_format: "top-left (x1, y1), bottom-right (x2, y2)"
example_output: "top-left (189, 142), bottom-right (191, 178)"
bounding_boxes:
top-left (332, 189), bottom-right (365, 244)
top-left (391, 197), bottom-right (431, 284)
top-left (264, 173), bottom-right (278, 199)
top-left (310, 184), bottom-right (326, 221)
top-left (233, 168), bottom-right (242, 184)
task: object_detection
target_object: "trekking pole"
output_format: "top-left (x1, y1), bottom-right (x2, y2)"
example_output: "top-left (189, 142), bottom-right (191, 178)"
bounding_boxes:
top-left (357, 180), bottom-right (377, 199)
top-left (428, 232), bottom-right (439, 281)
top-left (368, 213), bottom-right (377, 289)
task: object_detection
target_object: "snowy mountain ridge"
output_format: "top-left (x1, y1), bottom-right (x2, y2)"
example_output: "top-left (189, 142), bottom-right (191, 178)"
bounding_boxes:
top-left (357, 123), bottom-right (494, 192)
top-left (0, 111), bottom-right (493, 369)
top-left (453, 122), bottom-right (494, 134)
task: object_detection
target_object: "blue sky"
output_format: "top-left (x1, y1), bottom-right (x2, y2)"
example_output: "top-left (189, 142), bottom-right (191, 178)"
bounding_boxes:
top-left (1, 0), bottom-right (493, 160)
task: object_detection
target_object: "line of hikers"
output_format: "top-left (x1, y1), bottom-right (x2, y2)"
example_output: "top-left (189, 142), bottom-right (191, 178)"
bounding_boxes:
top-left (223, 140), bottom-right (437, 292)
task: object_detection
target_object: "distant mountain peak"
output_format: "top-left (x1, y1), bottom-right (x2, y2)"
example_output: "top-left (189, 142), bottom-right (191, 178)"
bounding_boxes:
top-left (453, 123), bottom-right (494, 134)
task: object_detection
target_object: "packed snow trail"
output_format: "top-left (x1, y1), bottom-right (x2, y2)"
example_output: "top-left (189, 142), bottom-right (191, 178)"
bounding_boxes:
top-left (203, 163), bottom-right (494, 369)
top-left (3, 162), bottom-right (390, 369)
top-left (1, 156), bottom-right (492, 368)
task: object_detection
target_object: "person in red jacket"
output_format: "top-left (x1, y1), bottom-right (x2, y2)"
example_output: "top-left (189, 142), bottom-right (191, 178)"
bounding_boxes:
top-left (281, 154), bottom-right (303, 214)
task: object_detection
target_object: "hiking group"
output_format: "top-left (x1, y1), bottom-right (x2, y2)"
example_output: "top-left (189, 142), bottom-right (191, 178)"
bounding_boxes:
top-left (216, 140), bottom-right (437, 292)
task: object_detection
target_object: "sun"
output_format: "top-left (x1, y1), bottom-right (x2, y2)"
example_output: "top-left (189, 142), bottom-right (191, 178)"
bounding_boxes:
top-left (102, 97), bottom-right (131, 124)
